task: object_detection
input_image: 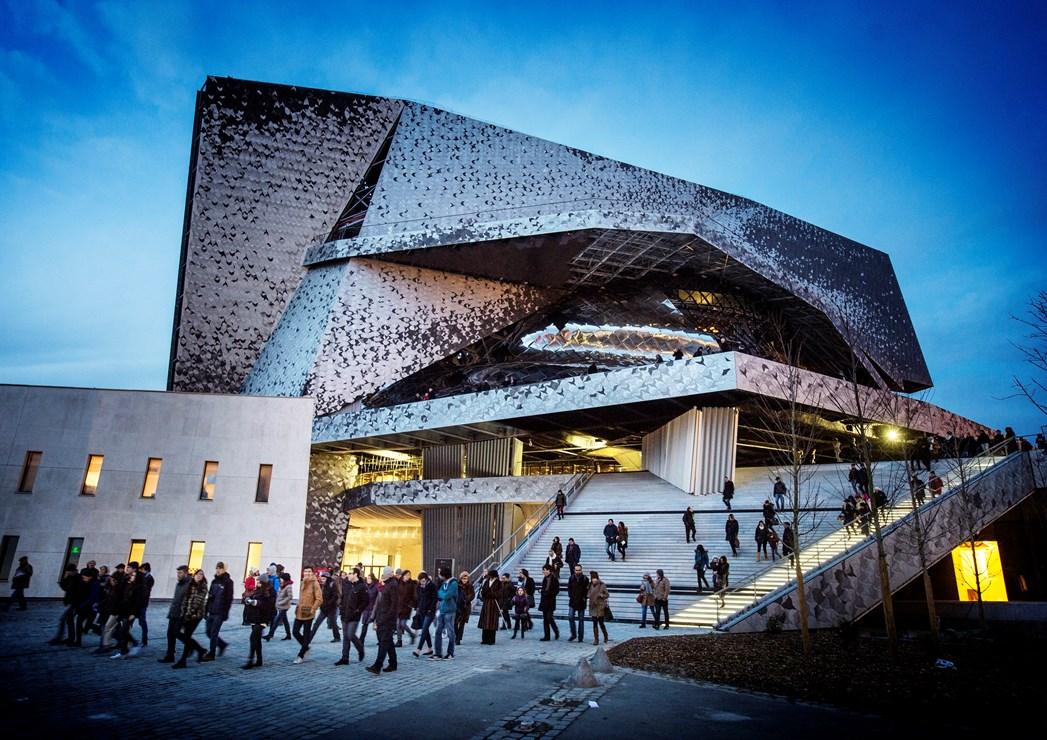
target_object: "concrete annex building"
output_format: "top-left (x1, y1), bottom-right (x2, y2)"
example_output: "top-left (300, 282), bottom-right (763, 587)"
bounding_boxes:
top-left (4, 77), bottom-right (1042, 628)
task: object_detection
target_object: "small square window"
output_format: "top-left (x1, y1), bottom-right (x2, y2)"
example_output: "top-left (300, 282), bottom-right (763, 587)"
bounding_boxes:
top-left (188, 540), bottom-right (205, 572)
top-left (18, 451), bottom-right (42, 493)
top-left (255, 464), bottom-right (273, 503)
top-left (244, 541), bottom-right (263, 581)
top-left (200, 461), bottom-right (218, 501)
top-left (127, 539), bottom-right (146, 565)
top-left (80, 455), bottom-right (103, 496)
top-left (141, 458), bottom-right (162, 498)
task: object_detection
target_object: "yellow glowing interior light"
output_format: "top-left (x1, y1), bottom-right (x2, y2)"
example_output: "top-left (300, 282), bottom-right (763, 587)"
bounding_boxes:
top-left (883, 428), bottom-right (901, 442)
top-left (565, 434), bottom-right (606, 450)
top-left (188, 541), bottom-right (206, 573)
top-left (82, 455), bottom-right (103, 495)
top-left (951, 540), bottom-right (1008, 602)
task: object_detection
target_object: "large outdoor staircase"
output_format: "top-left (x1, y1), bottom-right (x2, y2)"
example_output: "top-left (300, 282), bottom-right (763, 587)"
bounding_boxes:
top-left (515, 454), bottom-right (1008, 628)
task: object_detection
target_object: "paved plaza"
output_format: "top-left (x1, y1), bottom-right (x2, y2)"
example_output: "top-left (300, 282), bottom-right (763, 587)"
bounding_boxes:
top-left (0, 602), bottom-right (911, 738)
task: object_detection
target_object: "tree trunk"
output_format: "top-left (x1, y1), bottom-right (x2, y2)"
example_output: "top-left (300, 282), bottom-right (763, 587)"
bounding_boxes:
top-left (910, 503), bottom-right (940, 651)
top-left (970, 537), bottom-right (987, 628)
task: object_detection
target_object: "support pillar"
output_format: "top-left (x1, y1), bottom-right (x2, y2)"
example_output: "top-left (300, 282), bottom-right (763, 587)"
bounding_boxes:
top-left (642, 407), bottom-right (738, 494)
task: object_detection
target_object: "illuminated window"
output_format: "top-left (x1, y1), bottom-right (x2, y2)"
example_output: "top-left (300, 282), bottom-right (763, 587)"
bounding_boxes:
top-left (141, 458), bottom-right (162, 498)
top-left (80, 455), bottom-right (103, 496)
top-left (951, 540), bottom-right (1008, 602)
top-left (187, 541), bottom-right (206, 572)
top-left (62, 537), bottom-right (84, 577)
top-left (127, 539), bottom-right (146, 565)
top-left (18, 451), bottom-right (42, 493)
top-left (255, 464), bottom-right (273, 503)
top-left (199, 461), bottom-right (218, 501)
top-left (244, 542), bottom-right (263, 581)
top-left (0, 535), bottom-right (19, 581)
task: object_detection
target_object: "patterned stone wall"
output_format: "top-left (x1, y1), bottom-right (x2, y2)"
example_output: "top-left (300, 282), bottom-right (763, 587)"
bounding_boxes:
top-left (343, 473), bottom-right (575, 509)
top-left (725, 452), bottom-right (1047, 632)
top-left (243, 258), bottom-right (556, 414)
top-left (302, 451), bottom-right (359, 570)
top-left (169, 77), bottom-right (403, 393)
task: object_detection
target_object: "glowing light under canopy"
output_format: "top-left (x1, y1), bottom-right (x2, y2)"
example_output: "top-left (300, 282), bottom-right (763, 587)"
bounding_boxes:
top-left (520, 322), bottom-right (719, 358)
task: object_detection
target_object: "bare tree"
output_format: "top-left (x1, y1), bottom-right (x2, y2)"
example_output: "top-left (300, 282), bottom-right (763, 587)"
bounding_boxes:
top-left (1012, 290), bottom-right (1047, 416)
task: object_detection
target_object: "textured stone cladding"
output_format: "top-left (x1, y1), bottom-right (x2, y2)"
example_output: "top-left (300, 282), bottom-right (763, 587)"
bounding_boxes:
top-left (313, 352), bottom-right (737, 443)
top-left (343, 473), bottom-right (577, 509)
top-left (309, 101), bottom-right (929, 390)
top-left (727, 452), bottom-right (1047, 633)
top-left (302, 452), bottom-right (359, 570)
top-left (169, 77), bottom-right (403, 393)
top-left (244, 258), bottom-right (556, 415)
top-left (735, 354), bottom-right (989, 438)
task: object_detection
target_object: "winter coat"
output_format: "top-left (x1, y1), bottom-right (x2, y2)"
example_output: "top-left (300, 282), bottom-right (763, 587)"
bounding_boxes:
top-left (617, 524), bottom-right (628, 548)
top-left (362, 581), bottom-right (378, 619)
top-left (565, 543), bottom-right (581, 566)
top-left (551, 540), bottom-right (563, 558)
top-left (782, 527), bottom-right (795, 555)
top-left (398, 578), bottom-right (417, 619)
top-left (773, 480), bottom-right (787, 497)
top-left (339, 578), bottom-right (369, 622)
top-left (414, 579), bottom-right (437, 619)
top-left (372, 576), bottom-right (400, 630)
top-left (167, 576), bottom-right (192, 620)
top-left (11, 563), bottom-right (32, 589)
top-left (587, 580), bottom-right (609, 618)
top-left (640, 580), bottom-right (655, 607)
top-left (725, 518), bottom-right (739, 544)
top-left (722, 480), bottom-right (735, 499)
top-left (694, 548), bottom-right (710, 571)
top-left (683, 510), bottom-right (696, 528)
top-left (539, 574), bottom-right (560, 613)
top-left (567, 573), bottom-right (589, 610)
top-left (275, 583), bottom-right (293, 611)
top-left (653, 576), bottom-right (670, 601)
top-left (512, 593), bottom-right (530, 616)
top-left (118, 576), bottom-right (145, 617)
top-left (755, 524), bottom-right (768, 545)
top-left (139, 572), bottom-right (155, 607)
top-left (242, 582), bottom-right (276, 626)
top-left (60, 572), bottom-right (80, 606)
top-left (295, 576), bottom-right (323, 621)
top-left (181, 581), bottom-right (208, 621)
top-left (320, 578), bottom-right (340, 615)
top-left (457, 581), bottom-right (476, 619)
top-left (437, 578), bottom-right (458, 615)
top-left (206, 572), bottom-right (234, 619)
top-left (498, 580), bottom-right (514, 610)
top-left (603, 523), bottom-right (618, 543)
top-left (477, 577), bottom-right (502, 630)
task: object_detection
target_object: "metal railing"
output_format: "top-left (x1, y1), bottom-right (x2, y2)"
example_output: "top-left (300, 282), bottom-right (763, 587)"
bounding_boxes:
top-left (466, 469), bottom-right (594, 590)
top-left (708, 439), bottom-right (1016, 629)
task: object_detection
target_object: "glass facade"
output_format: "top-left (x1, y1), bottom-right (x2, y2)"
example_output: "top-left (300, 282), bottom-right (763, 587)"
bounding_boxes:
top-left (127, 539), bottom-right (146, 565)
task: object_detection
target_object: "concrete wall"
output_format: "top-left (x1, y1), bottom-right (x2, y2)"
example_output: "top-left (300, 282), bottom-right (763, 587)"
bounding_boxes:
top-left (642, 406), bottom-right (738, 494)
top-left (0, 385), bottom-right (313, 599)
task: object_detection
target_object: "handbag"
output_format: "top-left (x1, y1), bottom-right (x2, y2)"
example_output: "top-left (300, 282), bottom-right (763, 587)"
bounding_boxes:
top-left (635, 593), bottom-right (644, 604)
top-left (605, 606), bottom-right (614, 622)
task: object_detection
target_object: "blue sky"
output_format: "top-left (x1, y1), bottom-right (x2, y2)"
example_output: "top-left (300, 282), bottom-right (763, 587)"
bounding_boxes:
top-left (1, 1), bottom-right (1045, 434)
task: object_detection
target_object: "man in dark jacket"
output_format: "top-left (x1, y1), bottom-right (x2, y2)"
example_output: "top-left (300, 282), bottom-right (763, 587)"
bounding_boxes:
top-left (201, 562), bottom-right (233, 661)
top-left (722, 477), bottom-right (735, 510)
top-left (335, 569), bottom-right (367, 665)
top-left (367, 567), bottom-right (400, 674)
top-left (725, 514), bottom-right (740, 556)
top-left (603, 519), bottom-right (619, 561)
top-left (555, 489), bottom-right (567, 519)
top-left (113, 568), bottom-right (144, 657)
top-left (565, 538), bottom-right (581, 571)
top-left (396, 570), bottom-right (417, 648)
top-left (312, 571), bottom-right (341, 645)
top-left (538, 564), bottom-right (560, 641)
top-left (683, 506), bottom-right (697, 543)
top-left (412, 571), bottom-right (438, 656)
top-left (566, 565), bottom-right (589, 642)
top-left (2, 556), bottom-right (32, 611)
top-left (135, 562), bottom-right (155, 646)
top-left (159, 565), bottom-right (191, 663)
top-left (49, 564), bottom-right (81, 645)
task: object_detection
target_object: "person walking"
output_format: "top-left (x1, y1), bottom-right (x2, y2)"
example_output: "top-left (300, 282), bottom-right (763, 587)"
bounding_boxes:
top-left (431, 567), bottom-right (458, 660)
top-left (241, 575), bottom-right (275, 669)
top-left (782, 522), bottom-right (796, 566)
top-left (551, 536), bottom-right (563, 561)
top-left (359, 573), bottom-right (378, 644)
top-left (565, 538), bottom-right (581, 571)
top-left (313, 571), bottom-right (342, 644)
top-left (366, 566), bottom-right (400, 674)
top-left (910, 475), bottom-right (926, 507)
top-left (555, 488), bottom-right (567, 520)
top-left (2, 556), bottom-right (32, 611)
top-left (396, 569), bottom-right (417, 647)
top-left (755, 520), bottom-right (769, 561)
top-left (200, 562), bottom-right (233, 662)
top-left (588, 571), bottom-right (610, 645)
top-left (172, 570), bottom-right (208, 669)
top-left (638, 573), bottom-right (655, 628)
top-left (510, 587), bottom-right (530, 638)
top-left (928, 470), bottom-right (944, 498)
top-left (518, 569), bottom-right (535, 629)
top-left (135, 562), bottom-right (155, 647)
top-left (652, 569), bottom-right (671, 630)
top-left (603, 519), bottom-right (619, 561)
top-left (616, 521), bottom-right (629, 561)
top-left (725, 514), bottom-right (740, 556)
top-left (544, 548), bottom-right (563, 577)
top-left (538, 564), bottom-right (560, 641)
top-left (478, 569), bottom-right (503, 645)
top-left (773, 477), bottom-right (788, 511)
top-left (767, 526), bottom-right (780, 561)
top-left (292, 566), bottom-right (322, 664)
top-left (411, 571), bottom-right (437, 657)
top-left (693, 544), bottom-right (710, 593)
top-left (74, 567), bottom-right (100, 646)
top-left (158, 565), bottom-right (190, 663)
top-left (567, 565), bottom-right (588, 640)
top-left (454, 571), bottom-right (475, 645)
top-left (716, 556), bottom-right (731, 607)
top-left (722, 477), bottom-right (735, 510)
top-left (683, 506), bottom-right (697, 543)
top-left (49, 564), bottom-right (81, 646)
top-left (762, 499), bottom-right (777, 526)
top-left (93, 564), bottom-right (125, 654)
top-left (265, 572), bottom-right (293, 641)
top-left (336, 568), bottom-right (367, 664)
top-left (111, 567), bottom-right (143, 659)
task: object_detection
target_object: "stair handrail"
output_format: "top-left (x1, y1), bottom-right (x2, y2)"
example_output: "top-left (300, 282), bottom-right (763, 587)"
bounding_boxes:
top-left (710, 440), bottom-right (1016, 629)
top-left (466, 469), bottom-right (594, 589)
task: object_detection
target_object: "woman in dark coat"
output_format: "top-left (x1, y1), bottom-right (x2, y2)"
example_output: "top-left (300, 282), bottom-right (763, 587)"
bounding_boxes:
top-left (173, 570), bottom-right (208, 668)
top-left (359, 574), bottom-right (378, 644)
top-left (477, 569), bottom-right (503, 645)
top-left (242, 578), bottom-right (275, 669)
top-left (550, 537), bottom-right (563, 560)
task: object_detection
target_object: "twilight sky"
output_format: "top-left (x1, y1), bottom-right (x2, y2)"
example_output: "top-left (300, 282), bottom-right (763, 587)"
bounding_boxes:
top-left (1, 1), bottom-right (1045, 435)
